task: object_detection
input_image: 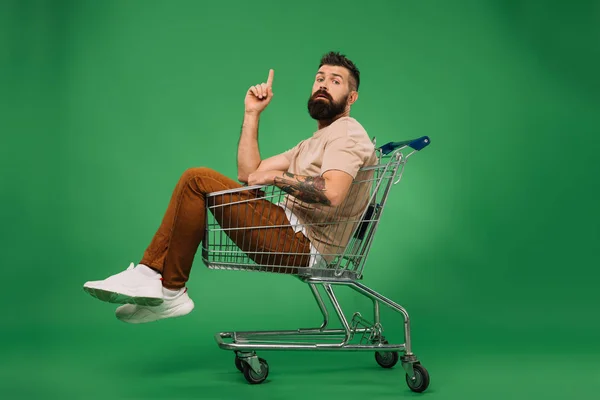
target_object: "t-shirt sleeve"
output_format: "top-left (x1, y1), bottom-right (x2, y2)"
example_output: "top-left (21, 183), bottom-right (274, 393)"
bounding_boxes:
top-left (280, 141), bottom-right (302, 161)
top-left (321, 135), bottom-right (372, 179)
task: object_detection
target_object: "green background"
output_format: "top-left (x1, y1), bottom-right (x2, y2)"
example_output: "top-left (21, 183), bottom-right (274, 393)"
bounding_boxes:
top-left (1, 0), bottom-right (599, 398)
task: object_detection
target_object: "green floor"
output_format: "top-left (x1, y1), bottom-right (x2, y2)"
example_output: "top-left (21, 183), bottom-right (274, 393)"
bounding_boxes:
top-left (3, 331), bottom-right (598, 399)
top-left (3, 281), bottom-right (599, 400)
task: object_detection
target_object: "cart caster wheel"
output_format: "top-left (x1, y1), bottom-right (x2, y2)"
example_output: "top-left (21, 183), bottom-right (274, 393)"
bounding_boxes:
top-left (234, 356), bottom-right (244, 373)
top-left (406, 363), bottom-right (430, 393)
top-left (374, 340), bottom-right (399, 368)
top-left (242, 357), bottom-right (269, 384)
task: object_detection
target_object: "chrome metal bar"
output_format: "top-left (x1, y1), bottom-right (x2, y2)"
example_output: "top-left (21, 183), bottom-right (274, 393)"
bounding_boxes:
top-left (206, 184), bottom-right (266, 197)
top-left (323, 284), bottom-right (352, 345)
top-left (373, 299), bottom-right (381, 327)
top-left (222, 343), bottom-right (407, 351)
top-left (303, 283), bottom-right (329, 331)
top-left (302, 278), bottom-right (412, 355)
top-left (215, 332), bottom-right (406, 351)
top-left (233, 328), bottom-right (364, 337)
top-left (232, 335), bottom-right (344, 346)
top-left (348, 281), bottom-right (412, 355)
top-left (236, 334), bottom-right (346, 341)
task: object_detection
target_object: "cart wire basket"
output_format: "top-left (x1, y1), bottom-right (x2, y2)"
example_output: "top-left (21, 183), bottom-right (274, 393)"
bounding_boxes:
top-left (201, 136), bottom-right (431, 392)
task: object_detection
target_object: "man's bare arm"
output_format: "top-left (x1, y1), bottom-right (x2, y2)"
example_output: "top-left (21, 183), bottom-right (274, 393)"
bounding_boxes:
top-left (237, 113), bottom-right (261, 183)
top-left (274, 171), bottom-right (330, 205)
top-left (273, 170), bottom-right (353, 207)
top-left (237, 69), bottom-right (275, 183)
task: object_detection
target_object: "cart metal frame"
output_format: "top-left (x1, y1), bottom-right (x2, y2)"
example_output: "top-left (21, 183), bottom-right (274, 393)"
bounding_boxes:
top-left (201, 136), bottom-right (431, 392)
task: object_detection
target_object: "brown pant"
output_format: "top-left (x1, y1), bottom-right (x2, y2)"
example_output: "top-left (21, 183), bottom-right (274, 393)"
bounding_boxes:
top-left (140, 167), bottom-right (312, 289)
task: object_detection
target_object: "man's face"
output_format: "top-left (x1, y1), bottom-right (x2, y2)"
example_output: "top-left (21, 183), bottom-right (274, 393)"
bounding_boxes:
top-left (307, 65), bottom-right (354, 121)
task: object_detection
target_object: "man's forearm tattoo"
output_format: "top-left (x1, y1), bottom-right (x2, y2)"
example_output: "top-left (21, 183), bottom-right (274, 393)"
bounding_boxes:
top-left (274, 172), bottom-right (331, 206)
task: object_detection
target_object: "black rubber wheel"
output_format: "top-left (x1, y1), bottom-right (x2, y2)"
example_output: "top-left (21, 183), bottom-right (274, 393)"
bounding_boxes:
top-left (375, 349), bottom-right (399, 368)
top-left (374, 339), bottom-right (399, 368)
top-left (406, 363), bottom-right (430, 393)
top-left (242, 357), bottom-right (269, 384)
top-left (234, 356), bottom-right (244, 372)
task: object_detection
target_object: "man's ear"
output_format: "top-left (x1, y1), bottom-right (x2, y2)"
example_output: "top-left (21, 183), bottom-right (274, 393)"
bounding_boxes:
top-left (348, 91), bottom-right (359, 105)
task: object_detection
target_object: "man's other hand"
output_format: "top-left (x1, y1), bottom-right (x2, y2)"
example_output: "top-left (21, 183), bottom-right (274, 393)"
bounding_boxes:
top-left (245, 69), bottom-right (274, 115)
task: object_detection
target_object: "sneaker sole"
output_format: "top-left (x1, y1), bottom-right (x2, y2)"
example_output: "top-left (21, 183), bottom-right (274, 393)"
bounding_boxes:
top-left (117, 299), bottom-right (195, 324)
top-left (83, 287), bottom-right (163, 306)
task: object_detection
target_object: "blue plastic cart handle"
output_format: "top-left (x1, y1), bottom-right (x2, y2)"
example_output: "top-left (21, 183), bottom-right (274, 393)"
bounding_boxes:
top-left (379, 136), bottom-right (431, 155)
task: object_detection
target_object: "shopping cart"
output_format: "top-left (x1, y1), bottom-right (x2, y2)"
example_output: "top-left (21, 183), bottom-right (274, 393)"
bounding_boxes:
top-left (201, 136), bottom-right (431, 393)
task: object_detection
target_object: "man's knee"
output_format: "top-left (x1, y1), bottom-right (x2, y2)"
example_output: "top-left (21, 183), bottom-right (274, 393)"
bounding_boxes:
top-left (180, 167), bottom-right (237, 192)
top-left (181, 167), bottom-right (217, 181)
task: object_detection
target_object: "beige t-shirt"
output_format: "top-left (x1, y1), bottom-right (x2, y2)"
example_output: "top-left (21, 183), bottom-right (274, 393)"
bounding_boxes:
top-left (280, 116), bottom-right (378, 265)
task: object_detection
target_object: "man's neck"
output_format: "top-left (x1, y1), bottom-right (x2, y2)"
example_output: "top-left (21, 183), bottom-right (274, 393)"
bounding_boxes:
top-left (317, 111), bottom-right (350, 130)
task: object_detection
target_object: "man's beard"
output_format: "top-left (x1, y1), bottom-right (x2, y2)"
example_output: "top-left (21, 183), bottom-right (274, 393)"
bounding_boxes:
top-left (307, 90), bottom-right (348, 121)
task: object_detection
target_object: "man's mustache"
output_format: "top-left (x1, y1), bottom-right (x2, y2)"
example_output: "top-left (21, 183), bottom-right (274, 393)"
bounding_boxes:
top-left (312, 90), bottom-right (332, 101)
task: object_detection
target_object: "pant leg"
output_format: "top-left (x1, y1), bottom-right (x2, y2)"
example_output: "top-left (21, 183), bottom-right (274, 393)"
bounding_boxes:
top-left (140, 167), bottom-right (311, 289)
top-left (207, 185), bottom-right (312, 272)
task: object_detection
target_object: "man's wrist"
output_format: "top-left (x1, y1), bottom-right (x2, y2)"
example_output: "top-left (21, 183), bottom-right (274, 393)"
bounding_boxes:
top-left (273, 171), bottom-right (284, 185)
top-left (244, 110), bottom-right (260, 120)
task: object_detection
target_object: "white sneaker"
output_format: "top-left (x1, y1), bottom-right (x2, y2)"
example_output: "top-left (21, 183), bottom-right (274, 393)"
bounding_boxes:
top-left (83, 263), bottom-right (164, 306)
top-left (115, 288), bottom-right (194, 324)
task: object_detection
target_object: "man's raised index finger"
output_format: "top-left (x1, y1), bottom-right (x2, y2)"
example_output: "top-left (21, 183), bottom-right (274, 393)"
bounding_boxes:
top-left (267, 69), bottom-right (274, 86)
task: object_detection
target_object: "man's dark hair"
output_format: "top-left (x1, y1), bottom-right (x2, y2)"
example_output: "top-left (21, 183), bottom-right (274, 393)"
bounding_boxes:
top-left (319, 51), bottom-right (360, 91)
